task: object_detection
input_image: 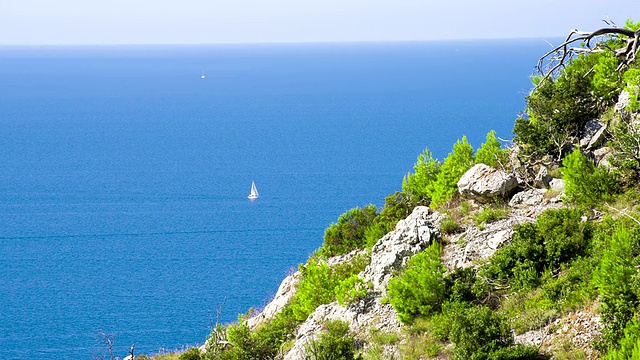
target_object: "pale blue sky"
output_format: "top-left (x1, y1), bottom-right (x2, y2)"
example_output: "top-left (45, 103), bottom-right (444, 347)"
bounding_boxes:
top-left (0, 0), bottom-right (638, 45)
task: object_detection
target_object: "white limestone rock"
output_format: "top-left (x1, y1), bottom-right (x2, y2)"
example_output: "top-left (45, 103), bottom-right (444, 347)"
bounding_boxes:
top-left (247, 271), bottom-right (301, 329)
top-left (580, 119), bottom-right (607, 150)
top-left (283, 297), bottom-right (401, 360)
top-left (361, 206), bottom-right (440, 293)
top-left (457, 164), bottom-right (518, 203)
top-left (509, 188), bottom-right (546, 208)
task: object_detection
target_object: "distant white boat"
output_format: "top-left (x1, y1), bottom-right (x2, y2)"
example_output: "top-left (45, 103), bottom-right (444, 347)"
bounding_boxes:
top-left (248, 181), bottom-right (259, 200)
top-left (201, 70), bottom-right (206, 79)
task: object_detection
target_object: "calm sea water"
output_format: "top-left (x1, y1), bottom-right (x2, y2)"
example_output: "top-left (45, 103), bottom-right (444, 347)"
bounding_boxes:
top-left (0, 40), bottom-right (549, 358)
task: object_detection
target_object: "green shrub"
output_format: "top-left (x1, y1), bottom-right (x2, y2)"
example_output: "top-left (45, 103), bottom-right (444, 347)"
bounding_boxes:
top-left (365, 192), bottom-right (417, 247)
top-left (440, 216), bottom-right (463, 235)
top-left (305, 320), bottom-right (361, 360)
top-left (623, 68), bottom-right (640, 112)
top-left (481, 208), bottom-right (591, 290)
top-left (514, 52), bottom-right (604, 160)
top-left (335, 275), bottom-right (368, 306)
top-left (475, 130), bottom-right (509, 169)
top-left (448, 305), bottom-right (514, 360)
top-left (179, 347), bottom-right (202, 360)
top-left (387, 242), bottom-right (447, 323)
top-left (403, 148), bottom-right (442, 203)
top-left (430, 136), bottom-right (475, 208)
top-left (605, 319), bottom-right (640, 359)
top-left (291, 259), bottom-right (339, 321)
top-left (594, 226), bottom-right (640, 344)
top-left (443, 267), bottom-right (485, 304)
top-left (474, 206), bottom-right (508, 227)
top-left (322, 205), bottom-right (378, 256)
top-left (561, 148), bottom-right (618, 208)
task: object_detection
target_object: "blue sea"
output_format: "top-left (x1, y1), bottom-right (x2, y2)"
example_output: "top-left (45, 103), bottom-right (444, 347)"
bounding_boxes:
top-left (0, 40), bottom-right (550, 358)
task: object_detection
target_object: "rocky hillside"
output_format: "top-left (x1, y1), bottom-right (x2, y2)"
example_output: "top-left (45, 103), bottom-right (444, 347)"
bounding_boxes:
top-left (160, 21), bottom-right (640, 360)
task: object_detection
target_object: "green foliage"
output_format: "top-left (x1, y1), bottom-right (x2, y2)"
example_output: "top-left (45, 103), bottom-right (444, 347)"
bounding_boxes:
top-left (443, 267), bottom-right (486, 304)
top-left (474, 206), bottom-right (508, 227)
top-left (305, 320), bottom-right (361, 360)
top-left (387, 242), bottom-right (447, 323)
top-left (365, 192), bottom-right (417, 247)
top-left (179, 348), bottom-right (202, 360)
top-left (292, 259), bottom-right (339, 322)
top-left (440, 216), bottom-right (463, 235)
top-left (291, 254), bottom-right (370, 322)
top-left (623, 68), bottom-right (640, 112)
top-left (475, 130), bottom-right (509, 169)
top-left (430, 136), bottom-right (475, 208)
top-left (605, 319), bottom-right (640, 359)
top-left (322, 205), bottom-right (378, 256)
top-left (591, 52), bottom-right (623, 109)
top-left (514, 52), bottom-right (605, 160)
top-left (481, 208), bottom-right (591, 290)
top-left (448, 305), bottom-right (514, 360)
top-left (403, 148), bottom-right (442, 203)
top-left (335, 275), bottom-right (368, 306)
top-left (625, 19), bottom-right (640, 32)
top-left (594, 226), bottom-right (640, 344)
top-left (561, 148), bottom-right (618, 208)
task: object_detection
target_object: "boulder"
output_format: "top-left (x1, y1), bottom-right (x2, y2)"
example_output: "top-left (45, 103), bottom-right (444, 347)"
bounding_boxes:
top-left (361, 206), bottom-right (441, 293)
top-left (579, 119), bottom-right (607, 150)
top-left (283, 298), bottom-right (401, 360)
top-left (615, 90), bottom-right (631, 114)
top-left (549, 178), bottom-right (565, 193)
top-left (509, 188), bottom-right (546, 208)
top-left (594, 146), bottom-right (614, 168)
top-left (457, 164), bottom-right (518, 203)
top-left (534, 166), bottom-right (552, 188)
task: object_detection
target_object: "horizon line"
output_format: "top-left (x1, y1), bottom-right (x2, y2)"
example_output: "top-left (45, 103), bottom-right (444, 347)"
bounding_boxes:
top-left (0, 35), bottom-right (565, 48)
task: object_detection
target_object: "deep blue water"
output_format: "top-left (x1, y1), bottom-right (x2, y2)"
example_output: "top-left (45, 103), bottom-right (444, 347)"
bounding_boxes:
top-left (0, 40), bottom-right (550, 358)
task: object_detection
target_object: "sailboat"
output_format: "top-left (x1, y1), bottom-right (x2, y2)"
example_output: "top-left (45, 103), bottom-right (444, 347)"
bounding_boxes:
top-left (201, 70), bottom-right (206, 79)
top-left (248, 181), bottom-right (259, 200)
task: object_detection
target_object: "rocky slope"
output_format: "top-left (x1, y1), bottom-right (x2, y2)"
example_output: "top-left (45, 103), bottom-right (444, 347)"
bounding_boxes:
top-left (238, 158), bottom-right (603, 359)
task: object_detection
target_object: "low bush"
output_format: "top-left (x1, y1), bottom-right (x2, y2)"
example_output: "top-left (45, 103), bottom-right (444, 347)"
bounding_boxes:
top-left (561, 148), bottom-right (618, 208)
top-left (429, 136), bottom-right (475, 208)
top-left (322, 205), bottom-right (378, 257)
top-left (335, 275), bottom-right (368, 306)
top-left (179, 347), bottom-right (202, 360)
top-left (474, 206), bottom-right (508, 227)
top-left (291, 259), bottom-right (339, 322)
top-left (448, 305), bottom-right (514, 359)
top-left (305, 320), bottom-right (361, 360)
top-left (475, 130), bottom-right (509, 169)
top-left (440, 216), bottom-right (463, 235)
top-left (594, 225), bottom-right (640, 345)
top-left (387, 242), bottom-right (447, 323)
top-left (481, 208), bottom-right (591, 290)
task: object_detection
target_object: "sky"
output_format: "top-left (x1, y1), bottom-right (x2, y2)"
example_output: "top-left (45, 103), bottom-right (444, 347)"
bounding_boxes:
top-left (0, 0), bottom-right (638, 45)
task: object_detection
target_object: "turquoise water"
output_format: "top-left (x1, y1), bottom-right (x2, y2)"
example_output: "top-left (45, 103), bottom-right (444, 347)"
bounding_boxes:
top-left (0, 40), bottom-right (548, 358)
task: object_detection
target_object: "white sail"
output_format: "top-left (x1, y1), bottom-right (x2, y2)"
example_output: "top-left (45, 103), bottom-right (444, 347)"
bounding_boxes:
top-left (248, 181), bottom-right (259, 199)
top-left (201, 70), bottom-right (206, 79)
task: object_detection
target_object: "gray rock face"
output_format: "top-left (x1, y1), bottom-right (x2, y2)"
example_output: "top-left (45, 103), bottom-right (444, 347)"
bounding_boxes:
top-left (549, 178), bottom-right (565, 193)
top-left (534, 166), bottom-right (552, 188)
top-left (509, 188), bottom-right (546, 208)
top-left (247, 271), bottom-right (301, 329)
top-left (443, 216), bottom-right (524, 269)
top-left (283, 298), bottom-right (402, 360)
top-left (615, 90), bottom-right (631, 113)
top-left (580, 119), bottom-right (607, 150)
top-left (362, 206), bottom-right (441, 292)
top-left (457, 164), bottom-right (518, 203)
top-left (594, 146), bottom-right (614, 168)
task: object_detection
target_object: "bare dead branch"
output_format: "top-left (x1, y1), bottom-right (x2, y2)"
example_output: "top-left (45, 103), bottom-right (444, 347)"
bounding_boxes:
top-left (535, 26), bottom-right (640, 86)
